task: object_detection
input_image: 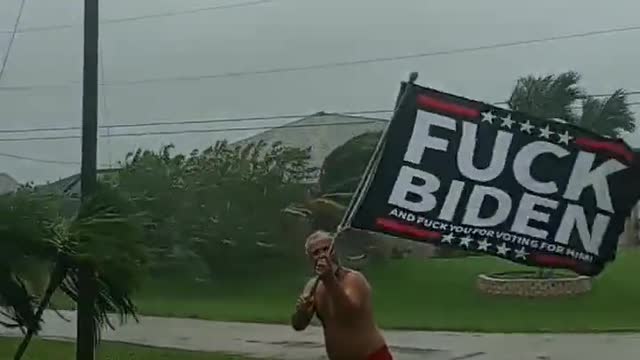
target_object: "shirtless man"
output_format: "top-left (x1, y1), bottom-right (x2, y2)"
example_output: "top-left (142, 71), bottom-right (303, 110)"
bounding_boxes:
top-left (290, 230), bottom-right (393, 360)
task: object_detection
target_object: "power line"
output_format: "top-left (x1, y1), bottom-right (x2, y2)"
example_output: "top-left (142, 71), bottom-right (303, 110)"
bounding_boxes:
top-left (8, 96), bottom-right (638, 142)
top-left (3, 101), bottom-right (640, 162)
top-left (495, 96), bottom-right (640, 106)
top-left (0, 0), bottom-right (275, 34)
top-left (0, 151), bottom-right (114, 167)
top-left (0, 151), bottom-right (79, 165)
top-left (0, 110), bottom-right (393, 134)
top-left (1, 93), bottom-right (639, 134)
top-left (2, 24), bottom-right (640, 91)
top-left (74, 24), bottom-right (640, 86)
top-left (0, 0), bottom-right (26, 83)
top-left (0, 119), bottom-right (387, 143)
top-left (103, 0), bottom-right (274, 25)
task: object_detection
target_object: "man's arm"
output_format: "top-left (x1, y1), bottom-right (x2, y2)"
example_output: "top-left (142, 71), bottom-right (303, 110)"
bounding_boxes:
top-left (322, 271), bottom-right (370, 319)
top-left (291, 304), bottom-right (314, 331)
top-left (290, 278), bottom-right (317, 331)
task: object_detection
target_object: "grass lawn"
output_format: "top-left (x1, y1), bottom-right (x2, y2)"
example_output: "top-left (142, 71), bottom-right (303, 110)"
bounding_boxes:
top-left (0, 337), bottom-right (264, 359)
top-left (125, 250), bottom-right (640, 333)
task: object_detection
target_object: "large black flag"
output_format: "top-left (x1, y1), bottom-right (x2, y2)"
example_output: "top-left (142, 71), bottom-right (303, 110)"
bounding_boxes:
top-left (343, 82), bottom-right (640, 276)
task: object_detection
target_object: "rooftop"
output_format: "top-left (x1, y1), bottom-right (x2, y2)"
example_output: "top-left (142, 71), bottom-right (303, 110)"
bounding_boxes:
top-left (233, 112), bottom-right (388, 168)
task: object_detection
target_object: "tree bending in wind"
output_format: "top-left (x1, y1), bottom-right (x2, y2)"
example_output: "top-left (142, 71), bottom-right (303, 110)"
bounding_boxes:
top-left (0, 188), bottom-right (57, 333)
top-left (0, 184), bottom-right (148, 360)
top-left (579, 89), bottom-right (635, 137)
top-left (508, 71), bottom-right (636, 137)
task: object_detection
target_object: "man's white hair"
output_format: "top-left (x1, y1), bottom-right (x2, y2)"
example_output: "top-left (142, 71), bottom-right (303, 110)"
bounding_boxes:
top-left (304, 230), bottom-right (334, 253)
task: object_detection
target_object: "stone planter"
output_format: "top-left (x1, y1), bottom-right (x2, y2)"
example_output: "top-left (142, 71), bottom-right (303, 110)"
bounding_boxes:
top-left (476, 272), bottom-right (592, 297)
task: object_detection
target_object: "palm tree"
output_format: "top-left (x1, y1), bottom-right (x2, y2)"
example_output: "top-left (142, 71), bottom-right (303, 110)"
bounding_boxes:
top-left (579, 89), bottom-right (636, 137)
top-left (8, 183), bottom-right (147, 360)
top-left (0, 189), bottom-right (62, 332)
top-left (507, 71), bottom-right (584, 122)
top-left (508, 71), bottom-right (636, 137)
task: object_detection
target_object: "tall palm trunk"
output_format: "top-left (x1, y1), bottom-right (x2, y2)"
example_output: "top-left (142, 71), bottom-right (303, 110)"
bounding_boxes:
top-left (14, 260), bottom-right (67, 360)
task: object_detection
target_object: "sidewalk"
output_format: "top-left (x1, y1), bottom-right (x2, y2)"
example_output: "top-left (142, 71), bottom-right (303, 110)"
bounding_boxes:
top-left (2, 311), bottom-right (640, 360)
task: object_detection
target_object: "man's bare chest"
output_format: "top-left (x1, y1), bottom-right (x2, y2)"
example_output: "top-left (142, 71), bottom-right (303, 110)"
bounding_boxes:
top-left (313, 288), bottom-right (333, 325)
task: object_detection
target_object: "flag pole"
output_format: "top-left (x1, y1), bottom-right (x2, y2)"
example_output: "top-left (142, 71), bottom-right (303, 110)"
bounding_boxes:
top-left (307, 73), bottom-right (418, 295)
top-left (335, 72), bottom-right (419, 235)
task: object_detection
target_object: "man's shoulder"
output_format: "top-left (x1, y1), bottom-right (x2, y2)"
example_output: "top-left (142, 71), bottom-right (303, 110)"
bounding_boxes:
top-left (342, 267), bottom-right (363, 277)
top-left (342, 268), bottom-right (370, 288)
top-left (342, 267), bottom-right (365, 276)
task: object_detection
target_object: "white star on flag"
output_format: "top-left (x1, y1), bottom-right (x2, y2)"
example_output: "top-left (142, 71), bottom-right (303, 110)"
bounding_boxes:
top-left (459, 236), bottom-right (473, 248)
top-left (558, 130), bottom-right (573, 145)
top-left (501, 114), bottom-right (515, 129)
top-left (538, 125), bottom-right (554, 139)
top-left (496, 243), bottom-right (511, 256)
top-left (441, 233), bottom-right (455, 244)
top-left (477, 239), bottom-right (491, 251)
top-left (482, 112), bottom-right (495, 124)
top-left (520, 120), bottom-right (534, 134)
top-left (515, 247), bottom-right (529, 259)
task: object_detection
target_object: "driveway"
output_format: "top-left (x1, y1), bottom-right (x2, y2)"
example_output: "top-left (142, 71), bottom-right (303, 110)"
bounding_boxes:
top-left (2, 311), bottom-right (639, 360)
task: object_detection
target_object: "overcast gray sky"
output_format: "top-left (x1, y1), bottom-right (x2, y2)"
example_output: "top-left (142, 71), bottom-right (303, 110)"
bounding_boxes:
top-left (1, 0), bottom-right (640, 184)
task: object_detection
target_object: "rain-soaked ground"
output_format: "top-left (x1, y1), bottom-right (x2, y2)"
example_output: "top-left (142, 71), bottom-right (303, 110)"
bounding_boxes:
top-left (2, 310), bottom-right (640, 360)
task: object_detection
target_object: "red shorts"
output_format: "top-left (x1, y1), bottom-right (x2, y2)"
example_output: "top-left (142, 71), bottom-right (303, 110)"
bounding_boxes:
top-left (367, 345), bottom-right (393, 360)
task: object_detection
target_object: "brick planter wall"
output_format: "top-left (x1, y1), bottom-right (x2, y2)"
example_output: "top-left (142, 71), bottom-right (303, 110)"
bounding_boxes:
top-left (476, 274), bottom-right (592, 297)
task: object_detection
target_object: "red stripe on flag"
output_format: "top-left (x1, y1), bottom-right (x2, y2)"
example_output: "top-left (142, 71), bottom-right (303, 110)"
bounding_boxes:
top-left (375, 218), bottom-right (441, 241)
top-left (531, 254), bottom-right (579, 268)
top-left (416, 95), bottom-right (480, 119)
top-left (574, 138), bottom-right (634, 164)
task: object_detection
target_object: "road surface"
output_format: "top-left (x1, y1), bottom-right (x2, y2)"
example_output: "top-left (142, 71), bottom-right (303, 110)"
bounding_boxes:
top-left (1, 311), bottom-right (640, 360)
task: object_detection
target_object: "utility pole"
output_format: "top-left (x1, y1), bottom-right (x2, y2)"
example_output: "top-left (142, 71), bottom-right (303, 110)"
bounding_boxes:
top-left (77, 0), bottom-right (99, 359)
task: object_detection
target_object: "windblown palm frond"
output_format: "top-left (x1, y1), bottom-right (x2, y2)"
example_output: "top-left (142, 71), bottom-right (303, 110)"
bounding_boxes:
top-left (507, 71), bottom-right (584, 122)
top-left (14, 182), bottom-right (148, 359)
top-left (60, 183), bottom-right (146, 340)
top-left (0, 267), bottom-right (38, 331)
top-left (0, 190), bottom-right (61, 332)
top-left (579, 89), bottom-right (636, 137)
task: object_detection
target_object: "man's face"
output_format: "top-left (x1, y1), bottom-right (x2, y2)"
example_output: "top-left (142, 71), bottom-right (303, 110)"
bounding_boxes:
top-left (306, 236), bottom-right (334, 266)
